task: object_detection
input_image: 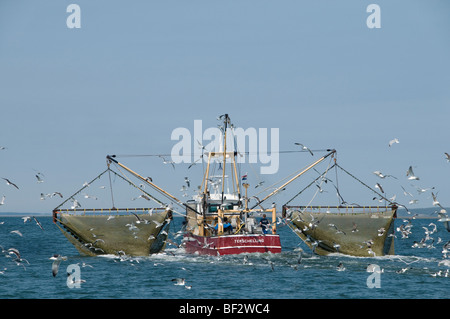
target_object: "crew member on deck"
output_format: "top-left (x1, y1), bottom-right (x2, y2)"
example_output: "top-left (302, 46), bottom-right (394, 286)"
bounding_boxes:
top-left (214, 217), bottom-right (233, 234)
top-left (259, 214), bottom-right (269, 234)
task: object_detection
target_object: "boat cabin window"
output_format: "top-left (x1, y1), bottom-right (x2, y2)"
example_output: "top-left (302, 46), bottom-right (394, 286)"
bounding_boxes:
top-left (208, 204), bottom-right (234, 212)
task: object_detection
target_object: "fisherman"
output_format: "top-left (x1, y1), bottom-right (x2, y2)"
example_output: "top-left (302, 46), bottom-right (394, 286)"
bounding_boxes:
top-left (214, 217), bottom-right (233, 234)
top-left (259, 214), bottom-right (270, 234)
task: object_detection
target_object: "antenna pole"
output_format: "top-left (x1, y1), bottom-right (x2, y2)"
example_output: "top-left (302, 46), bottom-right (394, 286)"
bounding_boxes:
top-left (221, 114), bottom-right (229, 204)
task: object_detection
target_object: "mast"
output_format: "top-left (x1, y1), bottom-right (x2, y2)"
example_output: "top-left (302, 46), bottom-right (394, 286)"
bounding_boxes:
top-left (221, 114), bottom-right (228, 204)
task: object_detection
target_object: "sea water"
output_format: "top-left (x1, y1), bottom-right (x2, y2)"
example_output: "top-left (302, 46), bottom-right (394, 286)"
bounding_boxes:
top-left (0, 212), bottom-right (448, 300)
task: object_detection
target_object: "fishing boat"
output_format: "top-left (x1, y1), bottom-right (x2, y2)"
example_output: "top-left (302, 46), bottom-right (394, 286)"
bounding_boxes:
top-left (181, 114), bottom-right (283, 255)
top-left (182, 115), bottom-right (338, 256)
top-left (53, 159), bottom-right (179, 257)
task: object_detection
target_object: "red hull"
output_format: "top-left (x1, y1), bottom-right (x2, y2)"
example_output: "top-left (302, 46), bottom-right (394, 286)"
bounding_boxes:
top-left (183, 233), bottom-right (282, 256)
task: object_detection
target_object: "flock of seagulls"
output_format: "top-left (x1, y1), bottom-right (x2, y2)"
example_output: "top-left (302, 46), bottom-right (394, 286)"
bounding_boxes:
top-left (1, 134), bottom-right (449, 291)
top-left (0, 166), bottom-right (65, 209)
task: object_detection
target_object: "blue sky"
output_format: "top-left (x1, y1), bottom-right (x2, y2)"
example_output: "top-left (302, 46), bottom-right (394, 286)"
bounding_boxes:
top-left (0, 1), bottom-right (449, 213)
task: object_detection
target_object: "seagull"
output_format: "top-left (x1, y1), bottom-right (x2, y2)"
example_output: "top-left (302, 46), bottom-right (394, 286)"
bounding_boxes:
top-left (188, 156), bottom-right (203, 169)
top-left (445, 152), bottom-right (450, 162)
top-left (336, 262), bottom-right (346, 271)
top-left (2, 178), bottom-right (19, 190)
top-left (297, 250), bottom-right (303, 264)
top-left (83, 193), bottom-right (98, 200)
top-left (10, 230), bottom-right (23, 237)
top-left (51, 192), bottom-right (63, 198)
top-left (50, 254), bottom-right (67, 277)
top-left (33, 216), bottom-right (44, 230)
top-left (35, 174), bottom-right (44, 183)
top-left (254, 181), bottom-right (265, 188)
top-left (196, 139), bottom-right (207, 151)
top-left (0, 195), bottom-right (5, 206)
top-left (93, 238), bottom-right (105, 245)
top-left (401, 186), bottom-right (414, 197)
top-left (8, 248), bottom-right (29, 267)
top-left (126, 223), bottom-right (138, 231)
top-left (388, 138), bottom-right (399, 147)
top-left (152, 220), bottom-right (164, 228)
top-left (375, 183), bottom-right (384, 194)
top-left (294, 143), bottom-right (314, 156)
top-left (133, 213), bottom-right (149, 224)
top-left (333, 242), bottom-right (341, 252)
top-left (131, 194), bottom-right (150, 201)
top-left (184, 177), bottom-right (190, 188)
top-left (373, 171), bottom-right (397, 179)
top-left (171, 278), bottom-right (186, 286)
top-left (70, 199), bottom-right (81, 209)
top-left (315, 181), bottom-right (327, 193)
top-left (406, 166), bottom-right (419, 180)
top-left (158, 155), bottom-right (175, 169)
top-left (22, 216), bottom-right (32, 223)
top-left (367, 264), bottom-right (381, 273)
top-left (8, 248), bottom-right (21, 260)
top-left (328, 223), bottom-right (346, 235)
top-left (431, 192), bottom-right (443, 208)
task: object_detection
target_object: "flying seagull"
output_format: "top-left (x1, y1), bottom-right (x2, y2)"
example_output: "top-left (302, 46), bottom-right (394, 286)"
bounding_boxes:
top-left (445, 153), bottom-right (450, 162)
top-left (51, 192), bottom-right (63, 198)
top-left (22, 216), bottom-right (32, 223)
top-left (171, 278), bottom-right (186, 286)
top-left (51, 255), bottom-right (67, 277)
top-left (33, 216), bottom-right (44, 231)
top-left (406, 166), bottom-right (419, 180)
top-left (401, 186), bottom-right (414, 197)
top-left (188, 156), bottom-right (203, 169)
top-left (158, 155), bottom-right (175, 169)
top-left (10, 230), bottom-right (23, 237)
top-left (373, 171), bottom-right (397, 179)
top-left (2, 178), bottom-right (19, 190)
top-left (388, 138), bottom-right (399, 147)
top-left (294, 143), bottom-right (314, 156)
top-left (375, 183), bottom-right (385, 194)
top-left (431, 192), bottom-right (443, 208)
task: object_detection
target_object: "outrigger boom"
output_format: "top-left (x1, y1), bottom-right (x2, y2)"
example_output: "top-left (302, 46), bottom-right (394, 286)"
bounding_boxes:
top-left (250, 149), bottom-right (336, 210)
top-left (106, 155), bottom-right (202, 215)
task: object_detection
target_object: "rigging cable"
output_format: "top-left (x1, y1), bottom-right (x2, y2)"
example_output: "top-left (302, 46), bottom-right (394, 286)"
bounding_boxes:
top-left (107, 167), bottom-right (116, 209)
